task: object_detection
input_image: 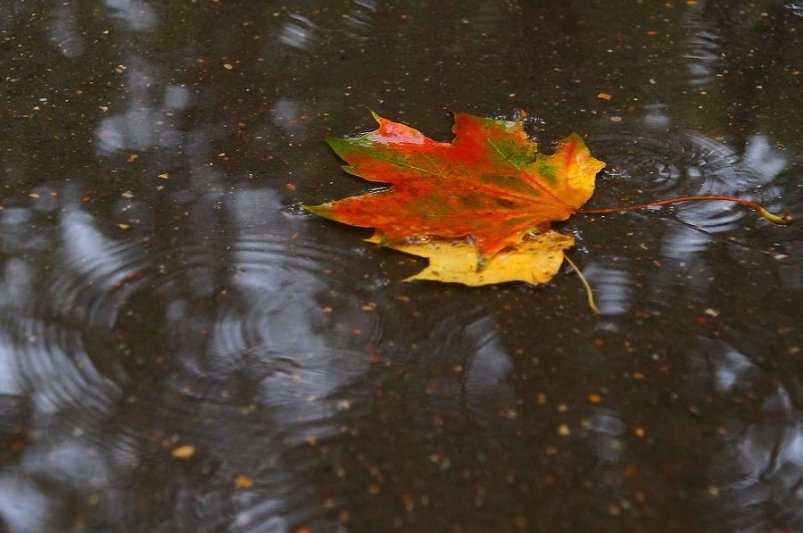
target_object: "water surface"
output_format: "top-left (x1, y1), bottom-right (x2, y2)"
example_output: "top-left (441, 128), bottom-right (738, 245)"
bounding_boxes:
top-left (0, 0), bottom-right (801, 531)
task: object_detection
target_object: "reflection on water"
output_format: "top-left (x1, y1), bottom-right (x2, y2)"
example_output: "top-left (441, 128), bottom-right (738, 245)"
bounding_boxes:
top-left (414, 311), bottom-right (516, 428)
top-left (591, 127), bottom-right (795, 244)
top-left (683, 3), bottom-right (721, 87)
top-left (584, 262), bottom-right (632, 317)
top-left (691, 338), bottom-right (803, 530)
top-left (106, 0), bottom-right (158, 32)
top-left (0, 0), bottom-right (800, 530)
top-left (0, 195), bottom-right (395, 528)
top-left (280, 14), bottom-right (318, 50)
top-left (47, 5), bottom-right (84, 58)
top-left (584, 125), bottom-right (798, 319)
top-left (95, 78), bottom-right (186, 154)
top-left (279, 1), bottom-right (381, 49)
top-left (342, 0), bottom-right (378, 41)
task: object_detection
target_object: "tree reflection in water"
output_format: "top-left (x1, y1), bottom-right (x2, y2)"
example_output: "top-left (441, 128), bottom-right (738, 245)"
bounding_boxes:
top-left (0, 0), bottom-right (799, 530)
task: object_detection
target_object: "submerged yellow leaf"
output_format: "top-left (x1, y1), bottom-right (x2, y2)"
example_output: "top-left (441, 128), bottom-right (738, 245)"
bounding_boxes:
top-left (368, 231), bottom-right (575, 286)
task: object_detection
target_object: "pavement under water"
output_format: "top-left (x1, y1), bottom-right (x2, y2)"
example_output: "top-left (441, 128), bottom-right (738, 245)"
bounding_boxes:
top-left (0, 0), bottom-right (801, 531)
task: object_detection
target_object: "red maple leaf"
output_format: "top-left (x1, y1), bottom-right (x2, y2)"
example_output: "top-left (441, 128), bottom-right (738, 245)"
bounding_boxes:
top-left (306, 112), bottom-right (605, 259)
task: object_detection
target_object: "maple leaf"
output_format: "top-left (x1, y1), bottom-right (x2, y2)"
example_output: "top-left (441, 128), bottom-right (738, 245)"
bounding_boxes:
top-left (306, 112), bottom-right (605, 261)
top-left (305, 113), bottom-right (791, 301)
top-left (305, 112), bottom-right (605, 286)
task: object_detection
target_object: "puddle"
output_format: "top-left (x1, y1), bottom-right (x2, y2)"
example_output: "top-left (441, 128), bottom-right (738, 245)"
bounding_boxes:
top-left (0, 0), bottom-right (800, 530)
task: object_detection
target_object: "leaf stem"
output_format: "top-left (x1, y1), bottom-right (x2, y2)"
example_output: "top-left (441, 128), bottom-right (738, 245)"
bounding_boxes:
top-left (563, 255), bottom-right (599, 315)
top-left (578, 195), bottom-right (793, 225)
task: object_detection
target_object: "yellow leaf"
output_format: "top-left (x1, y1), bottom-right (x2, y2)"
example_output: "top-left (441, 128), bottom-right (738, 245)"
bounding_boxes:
top-left (367, 231), bottom-right (574, 286)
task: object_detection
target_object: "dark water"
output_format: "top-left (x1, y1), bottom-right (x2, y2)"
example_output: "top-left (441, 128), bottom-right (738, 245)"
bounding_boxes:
top-left (0, 0), bottom-right (801, 531)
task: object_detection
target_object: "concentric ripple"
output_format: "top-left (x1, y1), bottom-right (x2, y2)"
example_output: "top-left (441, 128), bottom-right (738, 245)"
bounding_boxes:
top-left (588, 131), bottom-right (791, 235)
top-left (576, 129), bottom-right (799, 317)
top-left (28, 232), bottom-right (384, 408)
top-left (5, 213), bottom-right (392, 529)
top-left (687, 337), bottom-right (803, 531)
